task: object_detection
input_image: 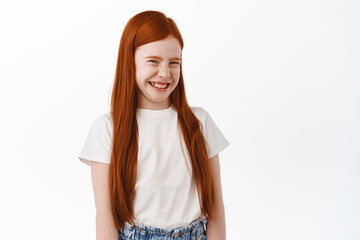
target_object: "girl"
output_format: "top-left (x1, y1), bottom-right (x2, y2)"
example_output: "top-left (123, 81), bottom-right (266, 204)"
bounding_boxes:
top-left (79, 10), bottom-right (230, 240)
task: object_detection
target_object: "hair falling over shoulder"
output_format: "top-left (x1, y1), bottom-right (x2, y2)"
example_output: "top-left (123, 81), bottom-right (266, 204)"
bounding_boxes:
top-left (109, 10), bottom-right (215, 230)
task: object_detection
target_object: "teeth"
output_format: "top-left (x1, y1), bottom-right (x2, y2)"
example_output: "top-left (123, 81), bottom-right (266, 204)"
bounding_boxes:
top-left (150, 82), bottom-right (168, 89)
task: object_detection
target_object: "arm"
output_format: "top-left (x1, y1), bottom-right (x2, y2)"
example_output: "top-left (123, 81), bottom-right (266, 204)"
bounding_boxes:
top-left (91, 161), bottom-right (118, 240)
top-left (206, 154), bottom-right (226, 240)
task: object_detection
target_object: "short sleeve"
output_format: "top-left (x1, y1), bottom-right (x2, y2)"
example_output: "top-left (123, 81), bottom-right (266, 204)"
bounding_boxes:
top-left (200, 108), bottom-right (230, 159)
top-left (78, 114), bottom-right (113, 166)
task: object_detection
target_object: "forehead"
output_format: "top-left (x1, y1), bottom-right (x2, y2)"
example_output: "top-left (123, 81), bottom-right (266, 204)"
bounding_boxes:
top-left (135, 35), bottom-right (181, 58)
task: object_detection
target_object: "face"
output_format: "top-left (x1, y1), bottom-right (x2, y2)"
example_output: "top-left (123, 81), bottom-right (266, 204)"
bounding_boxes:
top-left (134, 35), bottom-right (182, 110)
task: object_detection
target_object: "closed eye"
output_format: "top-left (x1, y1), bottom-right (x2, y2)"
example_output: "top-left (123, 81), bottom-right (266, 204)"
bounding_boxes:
top-left (147, 60), bottom-right (180, 65)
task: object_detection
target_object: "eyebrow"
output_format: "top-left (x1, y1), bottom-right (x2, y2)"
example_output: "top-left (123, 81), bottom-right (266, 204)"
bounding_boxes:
top-left (144, 55), bottom-right (181, 61)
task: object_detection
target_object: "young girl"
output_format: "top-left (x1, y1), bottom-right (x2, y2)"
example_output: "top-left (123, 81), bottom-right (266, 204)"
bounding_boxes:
top-left (78, 10), bottom-right (230, 240)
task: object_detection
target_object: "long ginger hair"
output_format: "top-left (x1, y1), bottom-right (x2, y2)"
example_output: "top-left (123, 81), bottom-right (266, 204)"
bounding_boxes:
top-left (109, 10), bottom-right (215, 230)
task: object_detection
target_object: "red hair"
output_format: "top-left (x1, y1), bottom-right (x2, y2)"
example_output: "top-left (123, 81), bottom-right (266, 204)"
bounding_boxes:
top-left (109, 10), bottom-right (215, 230)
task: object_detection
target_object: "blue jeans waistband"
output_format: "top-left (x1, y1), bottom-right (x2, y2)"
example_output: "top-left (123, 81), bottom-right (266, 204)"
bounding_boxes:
top-left (119, 218), bottom-right (207, 239)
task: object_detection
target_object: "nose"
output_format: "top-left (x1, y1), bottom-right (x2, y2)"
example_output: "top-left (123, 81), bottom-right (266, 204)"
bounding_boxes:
top-left (158, 64), bottom-right (171, 78)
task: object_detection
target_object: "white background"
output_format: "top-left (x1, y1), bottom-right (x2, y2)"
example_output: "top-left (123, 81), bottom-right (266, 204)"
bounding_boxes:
top-left (0, 0), bottom-right (359, 239)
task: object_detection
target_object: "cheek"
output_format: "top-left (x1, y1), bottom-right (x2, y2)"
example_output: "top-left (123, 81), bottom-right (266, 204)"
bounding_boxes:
top-left (171, 68), bottom-right (181, 77)
top-left (136, 68), bottom-right (155, 82)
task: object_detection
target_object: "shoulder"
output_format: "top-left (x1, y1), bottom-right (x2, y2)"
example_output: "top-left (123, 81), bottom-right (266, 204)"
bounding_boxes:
top-left (101, 111), bottom-right (113, 126)
top-left (190, 106), bottom-right (208, 118)
top-left (78, 112), bottom-right (113, 166)
top-left (92, 111), bottom-right (113, 133)
top-left (190, 106), bottom-right (230, 158)
top-left (190, 106), bottom-right (211, 122)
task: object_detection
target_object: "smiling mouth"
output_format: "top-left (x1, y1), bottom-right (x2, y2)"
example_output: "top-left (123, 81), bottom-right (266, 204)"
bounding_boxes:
top-left (148, 81), bottom-right (170, 89)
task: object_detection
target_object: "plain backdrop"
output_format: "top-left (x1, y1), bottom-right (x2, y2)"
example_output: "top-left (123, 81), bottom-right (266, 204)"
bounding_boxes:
top-left (0, 0), bottom-right (359, 239)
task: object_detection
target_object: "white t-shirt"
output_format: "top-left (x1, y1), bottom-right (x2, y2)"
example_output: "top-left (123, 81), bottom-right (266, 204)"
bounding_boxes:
top-left (78, 105), bottom-right (230, 229)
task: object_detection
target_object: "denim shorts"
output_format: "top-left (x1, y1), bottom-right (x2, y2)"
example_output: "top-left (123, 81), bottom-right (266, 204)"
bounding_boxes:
top-left (118, 218), bottom-right (207, 240)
